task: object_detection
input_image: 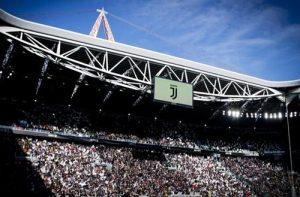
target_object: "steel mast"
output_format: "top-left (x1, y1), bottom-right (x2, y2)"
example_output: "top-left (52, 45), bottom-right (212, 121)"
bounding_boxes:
top-left (70, 8), bottom-right (115, 99)
top-left (89, 8), bottom-right (115, 41)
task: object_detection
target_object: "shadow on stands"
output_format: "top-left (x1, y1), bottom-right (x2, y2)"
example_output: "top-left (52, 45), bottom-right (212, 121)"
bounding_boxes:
top-left (0, 131), bottom-right (54, 197)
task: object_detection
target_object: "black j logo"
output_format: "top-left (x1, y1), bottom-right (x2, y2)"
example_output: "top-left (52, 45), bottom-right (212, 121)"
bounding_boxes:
top-left (170, 84), bottom-right (178, 100)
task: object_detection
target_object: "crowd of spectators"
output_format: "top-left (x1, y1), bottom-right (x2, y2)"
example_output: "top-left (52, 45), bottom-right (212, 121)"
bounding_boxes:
top-left (5, 102), bottom-right (284, 156)
top-left (15, 136), bottom-right (296, 196)
top-left (0, 101), bottom-right (298, 196)
top-left (15, 103), bottom-right (92, 137)
top-left (224, 157), bottom-right (291, 196)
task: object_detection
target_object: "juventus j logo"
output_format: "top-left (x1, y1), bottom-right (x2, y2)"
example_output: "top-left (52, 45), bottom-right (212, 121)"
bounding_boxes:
top-left (170, 84), bottom-right (178, 100)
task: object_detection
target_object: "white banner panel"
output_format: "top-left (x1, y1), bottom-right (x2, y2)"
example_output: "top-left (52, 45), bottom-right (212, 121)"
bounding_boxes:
top-left (154, 77), bottom-right (193, 107)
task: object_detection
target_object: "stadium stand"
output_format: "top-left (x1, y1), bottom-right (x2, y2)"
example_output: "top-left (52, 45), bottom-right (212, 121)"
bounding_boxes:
top-left (0, 98), bottom-right (299, 196)
top-left (1, 9), bottom-right (300, 197)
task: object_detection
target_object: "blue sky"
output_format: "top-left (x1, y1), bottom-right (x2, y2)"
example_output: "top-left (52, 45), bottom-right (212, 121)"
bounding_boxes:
top-left (1, 0), bottom-right (300, 81)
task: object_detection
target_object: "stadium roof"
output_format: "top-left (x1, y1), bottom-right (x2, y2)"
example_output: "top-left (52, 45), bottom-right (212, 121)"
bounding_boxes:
top-left (0, 9), bottom-right (299, 127)
top-left (1, 9), bottom-right (300, 88)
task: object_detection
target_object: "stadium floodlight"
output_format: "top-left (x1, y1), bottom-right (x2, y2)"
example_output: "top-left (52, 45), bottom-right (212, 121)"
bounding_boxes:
top-left (236, 111), bottom-right (240, 118)
top-left (264, 112), bottom-right (268, 119)
top-left (233, 111), bottom-right (237, 118)
top-left (228, 110), bottom-right (232, 116)
top-left (230, 110), bottom-right (239, 118)
top-left (232, 111), bottom-right (235, 117)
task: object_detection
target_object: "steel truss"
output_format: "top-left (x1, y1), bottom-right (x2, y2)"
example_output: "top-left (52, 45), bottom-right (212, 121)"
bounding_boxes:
top-left (0, 27), bottom-right (282, 101)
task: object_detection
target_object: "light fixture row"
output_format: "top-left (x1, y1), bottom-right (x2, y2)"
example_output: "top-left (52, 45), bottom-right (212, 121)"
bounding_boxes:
top-left (223, 110), bottom-right (299, 119)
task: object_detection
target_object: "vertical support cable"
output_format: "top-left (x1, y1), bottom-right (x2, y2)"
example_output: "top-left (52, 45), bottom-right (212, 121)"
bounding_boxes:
top-left (1, 42), bottom-right (14, 79)
top-left (36, 44), bottom-right (56, 95)
top-left (285, 96), bottom-right (296, 197)
top-left (70, 73), bottom-right (85, 99)
top-left (36, 57), bottom-right (50, 95)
